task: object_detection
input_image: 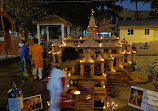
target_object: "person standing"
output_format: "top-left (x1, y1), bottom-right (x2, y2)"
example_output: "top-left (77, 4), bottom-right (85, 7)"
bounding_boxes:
top-left (41, 43), bottom-right (47, 77)
top-left (20, 41), bottom-right (31, 76)
top-left (19, 40), bottom-right (24, 53)
top-left (47, 47), bottom-right (79, 111)
top-left (29, 39), bottom-right (44, 80)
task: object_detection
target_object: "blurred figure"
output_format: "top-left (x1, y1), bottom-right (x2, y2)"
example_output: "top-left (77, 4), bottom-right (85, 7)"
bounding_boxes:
top-left (20, 41), bottom-right (31, 76)
top-left (138, 43), bottom-right (143, 49)
top-left (144, 42), bottom-right (149, 49)
top-left (29, 39), bottom-right (44, 80)
top-left (47, 47), bottom-right (79, 111)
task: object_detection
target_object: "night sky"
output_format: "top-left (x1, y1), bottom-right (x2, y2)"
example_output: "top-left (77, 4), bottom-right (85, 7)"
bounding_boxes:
top-left (116, 1), bottom-right (152, 11)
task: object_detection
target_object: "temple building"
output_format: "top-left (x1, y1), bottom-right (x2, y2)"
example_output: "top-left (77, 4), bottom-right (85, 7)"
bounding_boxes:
top-left (50, 12), bottom-right (139, 111)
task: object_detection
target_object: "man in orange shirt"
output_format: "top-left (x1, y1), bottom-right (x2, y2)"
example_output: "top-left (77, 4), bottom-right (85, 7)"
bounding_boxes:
top-left (29, 39), bottom-right (44, 80)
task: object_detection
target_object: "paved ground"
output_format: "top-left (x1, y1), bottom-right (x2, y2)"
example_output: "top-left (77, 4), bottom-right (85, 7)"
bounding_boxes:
top-left (0, 59), bottom-right (49, 111)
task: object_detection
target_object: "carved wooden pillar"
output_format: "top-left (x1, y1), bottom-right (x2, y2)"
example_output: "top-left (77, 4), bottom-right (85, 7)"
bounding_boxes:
top-left (118, 58), bottom-right (122, 67)
top-left (71, 65), bottom-right (75, 74)
top-left (132, 54), bottom-right (136, 62)
top-left (101, 62), bottom-right (104, 74)
top-left (110, 59), bottom-right (114, 71)
top-left (52, 54), bottom-right (56, 63)
top-left (119, 47), bottom-right (122, 54)
top-left (116, 58), bottom-right (119, 66)
top-left (127, 54), bottom-right (131, 63)
top-left (91, 63), bottom-right (94, 77)
top-left (58, 54), bottom-right (62, 65)
top-left (80, 64), bottom-right (84, 77)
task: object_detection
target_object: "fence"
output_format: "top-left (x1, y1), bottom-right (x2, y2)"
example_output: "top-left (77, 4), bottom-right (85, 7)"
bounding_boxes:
top-left (0, 33), bottom-right (22, 57)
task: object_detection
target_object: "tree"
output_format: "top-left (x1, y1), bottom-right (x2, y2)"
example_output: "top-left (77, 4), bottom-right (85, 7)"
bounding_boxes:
top-left (4, 0), bottom-right (46, 38)
top-left (145, 59), bottom-right (158, 91)
top-left (44, 0), bottom-right (123, 29)
top-left (119, 0), bottom-right (141, 19)
top-left (143, 0), bottom-right (158, 11)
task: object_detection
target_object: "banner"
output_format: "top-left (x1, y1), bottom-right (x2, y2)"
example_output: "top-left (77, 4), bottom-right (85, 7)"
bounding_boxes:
top-left (128, 86), bottom-right (158, 111)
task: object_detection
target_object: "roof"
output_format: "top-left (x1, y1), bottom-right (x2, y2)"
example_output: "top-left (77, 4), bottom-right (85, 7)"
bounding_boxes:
top-left (89, 15), bottom-right (96, 27)
top-left (97, 27), bottom-right (114, 33)
top-left (118, 19), bottom-right (158, 26)
top-left (96, 55), bottom-right (104, 61)
top-left (82, 54), bottom-right (94, 63)
top-left (33, 14), bottom-right (72, 26)
top-left (66, 35), bottom-right (73, 40)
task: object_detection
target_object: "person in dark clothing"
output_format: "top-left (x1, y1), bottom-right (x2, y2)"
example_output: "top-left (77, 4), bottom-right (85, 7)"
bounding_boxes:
top-left (144, 42), bottom-right (149, 49)
top-left (132, 44), bottom-right (137, 52)
top-left (41, 43), bottom-right (47, 77)
top-left (20, 41), bottom-right (31, 76)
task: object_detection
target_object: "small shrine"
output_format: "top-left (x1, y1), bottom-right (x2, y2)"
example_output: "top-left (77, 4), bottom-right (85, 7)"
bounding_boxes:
top-left (50, 12), bottom-right (138, 110)
top-left (33, 14), bottom-right (72, 44)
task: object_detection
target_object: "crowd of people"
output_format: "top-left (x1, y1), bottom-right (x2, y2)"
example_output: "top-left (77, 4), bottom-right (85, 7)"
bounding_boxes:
top-left (20, 39), bottom-right (46, 80)
top-left (20, 40), bottom-right (79, 110)
top-left (131, 42), bottom-right (149, 53)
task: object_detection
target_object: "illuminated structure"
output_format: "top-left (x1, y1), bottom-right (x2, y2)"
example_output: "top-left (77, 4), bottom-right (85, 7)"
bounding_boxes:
top-left (51, 13), bottom-right (137, 110)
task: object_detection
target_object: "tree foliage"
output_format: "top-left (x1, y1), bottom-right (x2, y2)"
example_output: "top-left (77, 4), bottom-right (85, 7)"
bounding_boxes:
top-left (2, 0), bottom-right (123, 36)
top-left (4, 0), bottom-right (46, 35)
top-left (45, 0), bottom-right (123, 29)
top-left (142, 0), bottom-right (158, 11)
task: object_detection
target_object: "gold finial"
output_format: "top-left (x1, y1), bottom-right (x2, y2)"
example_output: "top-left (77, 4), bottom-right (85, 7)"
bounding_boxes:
top-left (91, 9), bottom-right (94, 15)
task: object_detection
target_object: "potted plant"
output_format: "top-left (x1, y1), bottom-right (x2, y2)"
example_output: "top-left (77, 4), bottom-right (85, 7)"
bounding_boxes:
top-left (145, 59), bottom-right (158, 91)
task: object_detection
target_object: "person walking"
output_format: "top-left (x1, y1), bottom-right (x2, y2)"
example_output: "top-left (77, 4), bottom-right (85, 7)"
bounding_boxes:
top-left (47, 47), bottom-right (79, 111)
top-left (20, 40), bottom-right (31, 77)
top-left (29, 39), bottom-right (44, 80)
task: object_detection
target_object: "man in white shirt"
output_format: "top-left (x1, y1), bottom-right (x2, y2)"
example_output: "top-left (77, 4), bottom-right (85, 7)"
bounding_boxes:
top-left (47, 47), bottom-right (79, 111)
